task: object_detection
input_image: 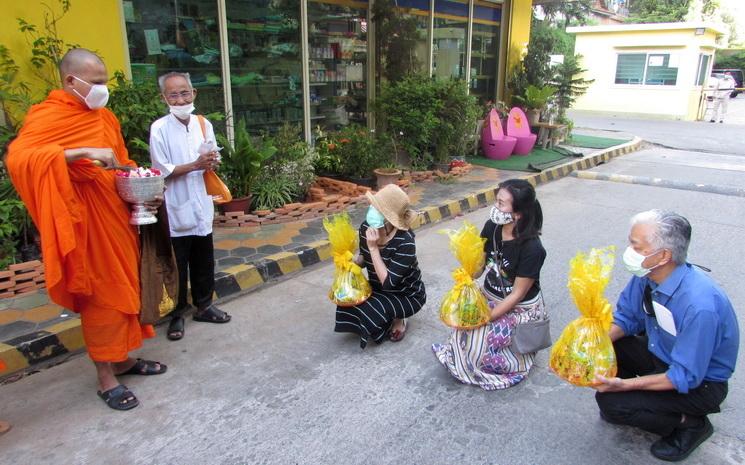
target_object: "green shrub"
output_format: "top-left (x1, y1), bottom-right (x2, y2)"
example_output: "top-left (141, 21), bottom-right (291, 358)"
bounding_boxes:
top-left (107, 71), bottom-right (165, 165)
top-left (252, 174), bottom-right (296, 210)
top-left (0, 198), bottom-right (28, 269)
top-left (217, 120), bottom-right (277, 199)
top-left (312, 126), bottom-right (344, 175)
top-left (432, 78), bottom-right (480, 162)
top-left (375, 75), bottom-right (478, 167)
top-left (336, 125), bottom-right (391, 179)
top-left (374, 74), bottom-right (442, 170)
top-left (263, 123), bottom-right (317, 199)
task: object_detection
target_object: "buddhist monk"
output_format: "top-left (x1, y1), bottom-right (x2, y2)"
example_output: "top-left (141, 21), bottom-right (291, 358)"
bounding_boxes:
top-left (5, 48), bottom-right (167, 411)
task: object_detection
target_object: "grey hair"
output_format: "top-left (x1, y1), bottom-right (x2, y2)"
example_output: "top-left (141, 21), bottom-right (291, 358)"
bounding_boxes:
top-left (630, 210), bottom-right (692, 264)
top-left (157, 72), bottom-right (193, 93)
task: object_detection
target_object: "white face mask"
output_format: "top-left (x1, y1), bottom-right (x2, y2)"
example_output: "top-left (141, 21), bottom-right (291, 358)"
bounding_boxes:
top-left (490, 205), bottom-right (514, 225)
top-left (622, 246), bottom-right (662, 278)
top-left (72, 76), bottom-right (109, 110)
top-left (169, 103), bottom-right (195, 120)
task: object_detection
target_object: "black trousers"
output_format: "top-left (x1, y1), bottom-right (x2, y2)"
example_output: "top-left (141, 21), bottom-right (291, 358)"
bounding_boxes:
top-left (595, 336), bottom-right (728, 436)
top-left (171, 234), bottom-right (215, 315)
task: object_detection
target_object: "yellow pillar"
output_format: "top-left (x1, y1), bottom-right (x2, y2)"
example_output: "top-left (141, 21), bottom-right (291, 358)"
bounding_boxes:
top-left (503, 0), bottom-right (533, 101)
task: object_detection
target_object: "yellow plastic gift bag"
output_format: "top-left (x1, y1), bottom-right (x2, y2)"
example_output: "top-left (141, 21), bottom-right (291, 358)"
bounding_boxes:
top-left (550, 246), bottom-right (618, 386)
top-left (439, 221), bottom-right (491, 329)
top-left (323, 213), bottom-right (372, 307)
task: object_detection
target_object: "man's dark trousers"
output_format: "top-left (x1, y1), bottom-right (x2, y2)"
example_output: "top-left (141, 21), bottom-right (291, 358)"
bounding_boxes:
top-left (171, 233), bottom-right (215, 315)
top-left (595, 336), bottom-right (727, 436)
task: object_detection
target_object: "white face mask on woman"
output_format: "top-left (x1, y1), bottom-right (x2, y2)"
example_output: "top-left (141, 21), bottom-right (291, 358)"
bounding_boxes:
top-left (490, 205), bottom-right (514, 225)
top-left (72, 76), bottom-right (109, 110)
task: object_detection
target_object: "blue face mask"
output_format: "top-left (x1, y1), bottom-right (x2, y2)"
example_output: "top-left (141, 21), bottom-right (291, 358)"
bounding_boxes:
top-left (366, 206), bottom-right (386, 229)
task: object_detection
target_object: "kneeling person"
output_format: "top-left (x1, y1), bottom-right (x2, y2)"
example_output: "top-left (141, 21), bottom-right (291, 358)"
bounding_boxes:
top-left (594, 210), bottom-right (739, 462)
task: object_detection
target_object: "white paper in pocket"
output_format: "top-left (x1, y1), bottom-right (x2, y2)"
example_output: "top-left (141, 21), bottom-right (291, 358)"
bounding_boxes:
top-left (652, 301), bottom-right (677, 336)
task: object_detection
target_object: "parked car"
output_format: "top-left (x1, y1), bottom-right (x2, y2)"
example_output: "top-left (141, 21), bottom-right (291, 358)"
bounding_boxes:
top-left (712, 68), bottom-right (743, 97)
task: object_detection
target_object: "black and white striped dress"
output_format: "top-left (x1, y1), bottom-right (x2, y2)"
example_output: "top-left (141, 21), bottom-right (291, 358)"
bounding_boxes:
top-left (335, 222), bottom-right (426, 348)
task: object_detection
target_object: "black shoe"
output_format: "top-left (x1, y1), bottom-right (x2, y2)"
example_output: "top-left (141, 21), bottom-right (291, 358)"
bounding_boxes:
top-left (650, 417), bottom-right (713, 462)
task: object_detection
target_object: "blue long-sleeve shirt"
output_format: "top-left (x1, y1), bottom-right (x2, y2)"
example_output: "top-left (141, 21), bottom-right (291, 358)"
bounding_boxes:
top-left (614, 264), bottom-right (739, 393)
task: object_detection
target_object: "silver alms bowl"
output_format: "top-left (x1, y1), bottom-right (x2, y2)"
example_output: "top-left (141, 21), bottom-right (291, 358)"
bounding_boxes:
top-left (115, 175), bottom-right (165, 225)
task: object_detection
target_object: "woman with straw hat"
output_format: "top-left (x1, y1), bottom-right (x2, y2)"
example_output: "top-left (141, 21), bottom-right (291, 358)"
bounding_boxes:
top-left (335, 184), bottom-right (427, 348)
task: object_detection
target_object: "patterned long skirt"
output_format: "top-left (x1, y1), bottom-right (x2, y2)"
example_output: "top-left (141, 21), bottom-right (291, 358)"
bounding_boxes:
top-left (432, 289), bottom-right (544, 390)
top-left (335, 291), bottom-right (425, 348)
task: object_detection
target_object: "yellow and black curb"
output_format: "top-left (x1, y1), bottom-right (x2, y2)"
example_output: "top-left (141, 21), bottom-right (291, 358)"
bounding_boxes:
top-left (0, 137), bottom-right (642, 379)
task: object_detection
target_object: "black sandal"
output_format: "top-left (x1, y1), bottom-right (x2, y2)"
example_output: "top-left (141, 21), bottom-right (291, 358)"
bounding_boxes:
top-left (118, 358), bottom-right (168, 376)
top-left (193, 305), bottom-right (231, 323)
top-left (167, 316), bottom-right (185, 341)
top-left (97, 384), bottom-right (139, 411)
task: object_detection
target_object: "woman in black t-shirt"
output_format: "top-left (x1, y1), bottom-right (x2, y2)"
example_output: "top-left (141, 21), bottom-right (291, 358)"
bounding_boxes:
top-left (433, 179), bottom-right (547, 390)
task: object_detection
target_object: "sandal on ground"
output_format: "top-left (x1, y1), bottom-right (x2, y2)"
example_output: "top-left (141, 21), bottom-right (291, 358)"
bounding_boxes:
top-left (193, 305), bottom-right (231, 323)
top-left (167, 316), bottom-right (185, 341)
top-left (118, 358), bottom-right (168, 376)
top-left (97, 384), bottom-right (139, 411)
top-left (389, 319), bottom-right (407, 342)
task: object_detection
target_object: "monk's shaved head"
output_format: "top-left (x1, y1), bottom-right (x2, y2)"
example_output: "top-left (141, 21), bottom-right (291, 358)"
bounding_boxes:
top-left (59, 48), bottom-right (105, 81)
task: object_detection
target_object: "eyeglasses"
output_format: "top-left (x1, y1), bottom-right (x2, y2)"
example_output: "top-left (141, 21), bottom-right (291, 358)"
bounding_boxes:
top-left (164, 90), bottom-right (194, 101)
top-left (642, 284), bottom-right (656, 318)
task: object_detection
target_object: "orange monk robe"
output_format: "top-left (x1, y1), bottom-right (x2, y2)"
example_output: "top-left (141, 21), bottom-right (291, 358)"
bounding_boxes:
top-left (6, 90), bottom-right (155, 362)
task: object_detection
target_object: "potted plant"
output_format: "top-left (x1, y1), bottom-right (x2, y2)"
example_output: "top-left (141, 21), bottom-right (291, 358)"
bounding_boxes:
top-left (432, 78), bottom-right (480, 171)
top-left (372, 135), bottom-right (400, 189)
top-left (514, 84), bottom-right (557, 126)
top-left (336, 125), bottom-right (381, 188)
top-left (216, 120), bottom-right (277, 213)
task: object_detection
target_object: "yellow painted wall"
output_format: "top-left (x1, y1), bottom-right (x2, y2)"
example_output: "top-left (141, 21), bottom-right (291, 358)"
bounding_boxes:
top-left (0, 0), bottom-right (127, 122)
top-left (506, 0), bottom-right (532, 72)
top-left (571, 27), bottom-right (720, 120)
top-left (505, 0), bottom-right (532, 90)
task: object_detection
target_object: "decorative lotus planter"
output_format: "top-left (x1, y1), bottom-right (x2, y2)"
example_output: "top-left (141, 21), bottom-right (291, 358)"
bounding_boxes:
top-left (115, 168), bottom-right (164, 225)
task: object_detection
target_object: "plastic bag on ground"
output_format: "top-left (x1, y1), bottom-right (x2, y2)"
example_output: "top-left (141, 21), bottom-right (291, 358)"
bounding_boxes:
top-left (323, 213), bottom-right (372, 307)
top-left (438, 221), bottom-right (491, 329)
top-left (549, 246), bottom-right (618, 386)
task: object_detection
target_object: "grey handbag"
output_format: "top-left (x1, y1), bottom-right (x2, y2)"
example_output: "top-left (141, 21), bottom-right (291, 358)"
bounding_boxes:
top-left (511, 309), bottom-right (552, 354)
top-left (494, 262), bottom-right (552, 354)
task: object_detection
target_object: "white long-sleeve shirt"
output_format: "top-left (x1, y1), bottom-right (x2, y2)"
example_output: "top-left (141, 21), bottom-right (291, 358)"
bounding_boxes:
top-left (149, 113), bottom-right (216, 237)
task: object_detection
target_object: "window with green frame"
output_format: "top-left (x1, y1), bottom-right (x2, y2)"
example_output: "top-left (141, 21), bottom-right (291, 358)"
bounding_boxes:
top-left (645, 54), bottom-right (677, 85)
top-left (614, 53), bottom-right (646, 85)
top-left (614, 53), bottom-right (678, 86)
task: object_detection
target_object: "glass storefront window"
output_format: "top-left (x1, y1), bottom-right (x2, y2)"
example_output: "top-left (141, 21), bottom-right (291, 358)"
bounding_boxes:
top-left (470, 1), bottom-right (501, 102)
top-left (401, 12), bottom-right (430, 76)
top-left (226, 0), bottom-right (304, 134)
top-left (470, 23), bottom-right (499, 102)
top-left (124, 0), bottom-right (225, 117)
top-left (307, 0), bottom-right (369, 131)
top-left (432, 0), bottom-right (468, 79)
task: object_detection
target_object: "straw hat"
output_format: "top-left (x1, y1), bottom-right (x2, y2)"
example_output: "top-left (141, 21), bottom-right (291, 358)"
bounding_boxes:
top-left (365, 184), bottom-right (418, 231)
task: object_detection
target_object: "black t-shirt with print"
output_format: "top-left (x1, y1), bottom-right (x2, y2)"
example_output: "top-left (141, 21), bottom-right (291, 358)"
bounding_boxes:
top-left (480, 220), bottom-right (546, 301)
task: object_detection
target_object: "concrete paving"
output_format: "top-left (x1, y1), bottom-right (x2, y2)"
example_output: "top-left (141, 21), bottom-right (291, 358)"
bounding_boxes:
top-left (569, 95), bottom-right (745, 156)
top-left (0, 145), bottom-right (743, 465)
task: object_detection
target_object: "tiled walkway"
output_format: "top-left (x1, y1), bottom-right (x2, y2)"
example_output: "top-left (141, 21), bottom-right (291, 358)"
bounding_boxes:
top-left (0, 133), bottom-right (640, 378)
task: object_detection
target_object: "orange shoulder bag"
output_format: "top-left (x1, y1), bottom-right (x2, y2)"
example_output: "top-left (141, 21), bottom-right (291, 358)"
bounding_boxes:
top-left (196, 115), bottom-right (232, 204)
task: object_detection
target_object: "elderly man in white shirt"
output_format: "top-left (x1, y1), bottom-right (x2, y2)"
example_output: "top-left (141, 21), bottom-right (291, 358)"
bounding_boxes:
top-left (149, 72), bottom-right (231, 341)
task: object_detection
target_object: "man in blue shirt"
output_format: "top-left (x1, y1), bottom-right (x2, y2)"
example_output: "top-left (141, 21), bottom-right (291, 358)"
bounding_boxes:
top-left (594, 210), bottom-right (739, 462)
